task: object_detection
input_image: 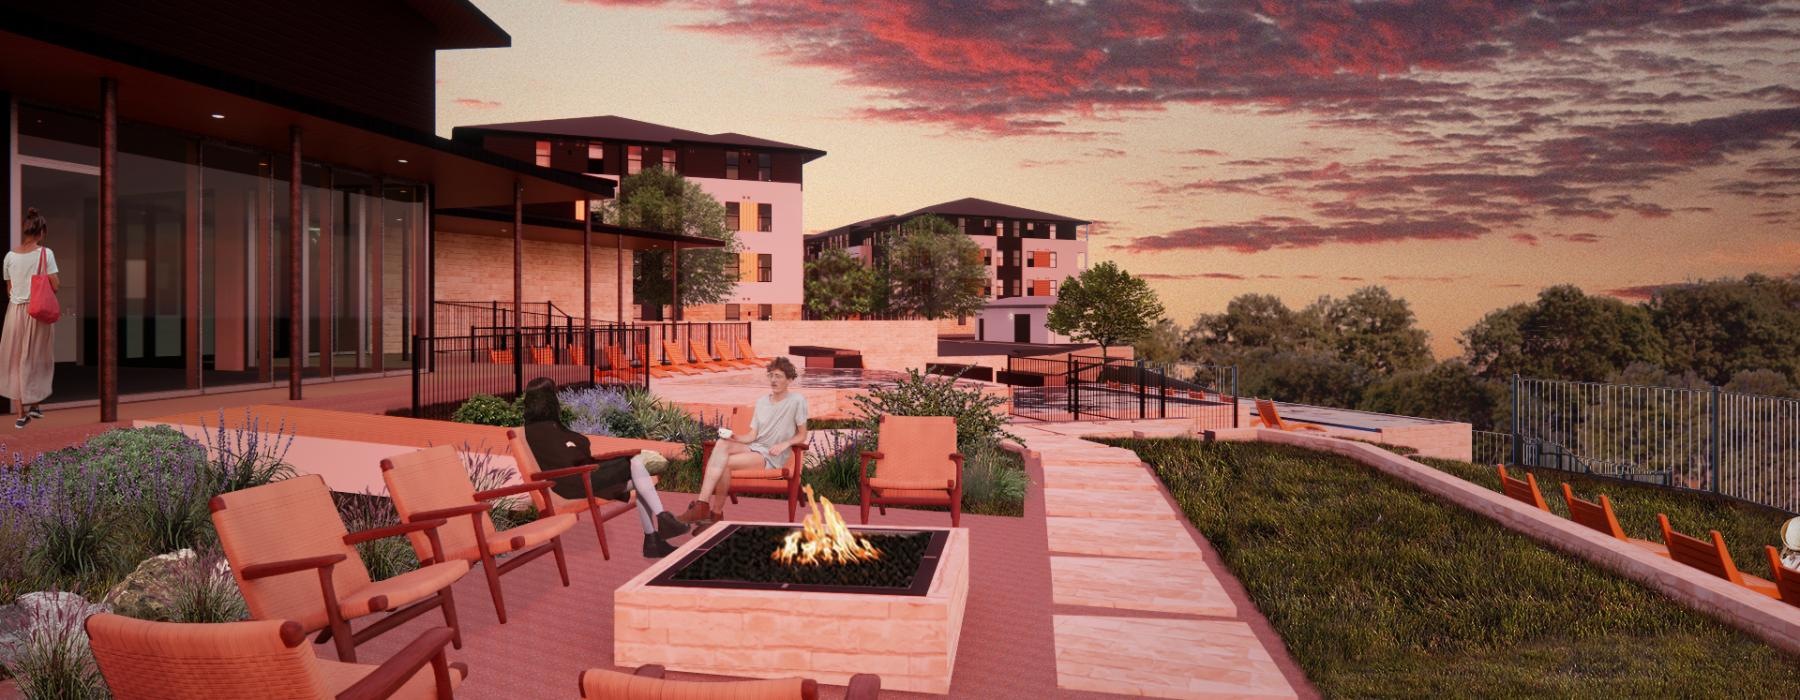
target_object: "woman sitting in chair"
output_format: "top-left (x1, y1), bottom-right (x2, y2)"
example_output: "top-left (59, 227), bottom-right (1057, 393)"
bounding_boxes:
top-left (521, 377), bottom-right (689, 557)
top-left (679, 357), bottom-right (809, 533)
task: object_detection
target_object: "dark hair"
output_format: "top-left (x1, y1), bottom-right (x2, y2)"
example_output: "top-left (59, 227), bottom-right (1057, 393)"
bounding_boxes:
top-left (22, 208), bottom-right (46, 239)
top-left (520, 377), bottom-right (562, 424)
top-left (766, 356), bottom-right (797, 379)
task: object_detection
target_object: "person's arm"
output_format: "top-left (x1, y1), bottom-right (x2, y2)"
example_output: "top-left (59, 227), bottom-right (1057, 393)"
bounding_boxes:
top-left (787, 397), bottom-right (810, 449)
top-left (45, 250), bottom-right (59, 293)
top-left (47, 274), bottom-right (58, 293)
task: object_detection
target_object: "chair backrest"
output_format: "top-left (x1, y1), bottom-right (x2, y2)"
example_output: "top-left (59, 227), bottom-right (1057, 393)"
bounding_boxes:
top-left (690, 339), bottom-right (718, 362)
top-left (1765, 547), bottom-right (1800, 607)
top-left (568, 345), bottom-right (587, 366)
top-left (1659, 514), bottom-right (1745, 585)
top-left (1496, 466), bottom-right (1549, 511)
top-left (210, 475), bottom-right (372, 626)
top-left (580, 668), bottom-right (814, 700)
top-left (507, 429), bottom-right (566, 512)
top-left (875, 416), bottom-right (959, 486)
top-left (382, 445), bottom-right (491, 562)
top-left (663, 341), bottom-right (689, 366)
top-left (1560, 483), bottom-right (1627, 539)
top-left (607, 345), bottom-right (631, 370)
top-left (530, 346), bottom-right (555, 365)
top-left (1254, 399), bottom-right (1283, 429)
top-left (87, 613), bottom-right (331, 700)
top-left (738, 339), bottom-right (759, 360)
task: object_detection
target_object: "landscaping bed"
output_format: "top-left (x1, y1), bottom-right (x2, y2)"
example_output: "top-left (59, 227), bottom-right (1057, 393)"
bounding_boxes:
top-left (1100, 437), bottom-right (1800, 697)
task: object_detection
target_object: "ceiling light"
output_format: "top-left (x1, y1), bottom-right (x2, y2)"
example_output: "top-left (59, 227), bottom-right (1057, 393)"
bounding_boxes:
top-left (397, 158), bottom-right (409, 164)
top-left (210, 113), bottom-right (225, 119)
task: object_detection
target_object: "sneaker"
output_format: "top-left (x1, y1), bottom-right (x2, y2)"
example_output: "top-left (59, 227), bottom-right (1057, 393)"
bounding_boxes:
top-left (642, 534), bottom-right (677, 558)
top-left (25, 407), bottom-right (42, 420)
top-left (12, 416), bottom-right (28, 429)
top-left (655, 511), bottom-right (688, 540)
top-left (675, 501), bottom-right (711, 524)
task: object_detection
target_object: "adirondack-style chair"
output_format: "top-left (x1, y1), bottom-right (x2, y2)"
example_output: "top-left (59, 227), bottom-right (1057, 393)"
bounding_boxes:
top-left (860, 415), bottom-right (963, 527)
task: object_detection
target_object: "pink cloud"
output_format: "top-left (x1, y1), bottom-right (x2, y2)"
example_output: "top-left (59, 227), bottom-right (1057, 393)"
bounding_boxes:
top-left (453, 98), bottom-right (502, 110)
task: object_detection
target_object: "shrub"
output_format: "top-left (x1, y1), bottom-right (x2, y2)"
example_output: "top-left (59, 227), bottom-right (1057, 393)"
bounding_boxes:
top-left (165, 549), bottom-right (247, 624)
top-left (130, 440), bottom-right (215, 555)
top-left (959, 442), bottom-right (1029, 515)
top-left (459, 443), bottom-right (533, 530)
top-left (334, 491), bottom-right (418, 582)
top-left (451, 394), bottom-right (520, 426)
top-left (74, 425), bottom-right (208, 507)
top-left (804, 429), bottom-right (871, 496)
top-left (0, 593), bottom-right (108, 700)
top-left (851, 369), bottom-right (1015, 449)
top-left (558, 386), bottom-right (630, 435)
top-left (198, 411), bottom-right (297, 494)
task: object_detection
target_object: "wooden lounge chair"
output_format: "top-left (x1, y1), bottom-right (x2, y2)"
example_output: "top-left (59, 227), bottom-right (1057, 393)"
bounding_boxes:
top-left (381, 445), bottom-right (579, 624)
top-left (507, 429), bottom-right (641, 560)
top-left (1254, 399), bottom-right (1327, 432)
top-left (736, 338), bottom-right (769, 365)
top-left (1560, 483), bottom-right (1668, 557)
top-left (210, 474), bottom-right (469, 663)
top-left (596, 345), bottom-right (641, 383)
top-left (566, 344), bottom-right (587, 366)
top-left (860, 415), bottom-right (963, 527)
top-left (87, 614), bottom-right (465, 700)
top-left (652, 341), bottom-right (707, 377)
top-left (1657, 513), bottom-right (1779, 598)
top-left (529, 346), bottom-right (555, 365)
top-left (1495, 465), bottom-right (1549, 511)
top-left (694, 338), bottom-right (757, 369)
top-left (580, 665), bottom-right (880, 700)
top-left (720, 338), bottom-right (763, 368)
top-left (703, 405), bottom-right (807, 522)
top-left (1764, 546), bottom-right (1800, 607)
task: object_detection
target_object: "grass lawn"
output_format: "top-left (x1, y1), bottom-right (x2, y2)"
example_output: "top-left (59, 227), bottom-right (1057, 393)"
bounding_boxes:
top-left (1099, 437), bottom-right (1800, 698)
top-left (1417, 456), bottom-right (1792, 579)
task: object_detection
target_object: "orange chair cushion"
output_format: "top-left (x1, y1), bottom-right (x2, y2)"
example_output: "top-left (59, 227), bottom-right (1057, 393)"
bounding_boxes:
top-left (867, 478), bottom-right (952, 492)
top-left (318, 658), bottom-right (465, 700)
top-left (731, 466), bottom-right (790, 480)
top-left (327, 561), bottom-right (470, 627)
top-left (442, 513), bottom-right (577, 562)
top-left (580, 668), bottom-right (805, 700)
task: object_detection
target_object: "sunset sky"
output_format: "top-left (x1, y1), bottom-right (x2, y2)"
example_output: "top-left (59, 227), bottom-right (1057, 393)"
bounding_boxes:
top-left (437, 1), bottom-right (1800, 357)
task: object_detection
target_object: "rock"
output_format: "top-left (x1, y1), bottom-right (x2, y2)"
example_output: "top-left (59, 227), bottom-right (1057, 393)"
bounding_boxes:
top-left (101, 549), bottom-right (236, 622)
top-left (0, 591), bottom-right (108, 654)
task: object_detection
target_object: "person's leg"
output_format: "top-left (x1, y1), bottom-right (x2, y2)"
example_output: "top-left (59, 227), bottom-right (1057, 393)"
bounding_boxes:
top-left (696, 440), bottom-right (751, 503)
top-left (708, 452), bottom-right (764, 512)
top-left (627, 458), bottom-right (665, 515)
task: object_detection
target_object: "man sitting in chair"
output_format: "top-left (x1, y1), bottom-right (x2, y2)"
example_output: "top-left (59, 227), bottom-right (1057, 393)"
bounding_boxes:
top-left (680, 357), bottom-right (809, 534)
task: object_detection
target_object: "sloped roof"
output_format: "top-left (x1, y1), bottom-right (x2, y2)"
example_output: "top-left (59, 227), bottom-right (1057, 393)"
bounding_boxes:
top-left (453, 115), bottom-right (826, 160)
top-left (807, 197), bottom-right (1089, 240)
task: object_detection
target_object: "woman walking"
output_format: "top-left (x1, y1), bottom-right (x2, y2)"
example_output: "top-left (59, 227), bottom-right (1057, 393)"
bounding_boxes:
top-left (1, 208), bottom-right (58, 428)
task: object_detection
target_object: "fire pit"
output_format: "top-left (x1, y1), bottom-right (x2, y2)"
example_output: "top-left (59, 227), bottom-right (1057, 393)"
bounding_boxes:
top-left (616, 491), bottom-right (970, 694)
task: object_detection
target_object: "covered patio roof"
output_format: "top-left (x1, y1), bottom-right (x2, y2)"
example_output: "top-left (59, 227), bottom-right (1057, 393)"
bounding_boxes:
top-left (434, 207), bottom-right (727, 250)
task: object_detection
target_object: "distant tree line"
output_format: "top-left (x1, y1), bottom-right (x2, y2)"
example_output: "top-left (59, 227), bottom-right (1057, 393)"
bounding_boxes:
top-left (1135, 274), bottom-right (1800, 431)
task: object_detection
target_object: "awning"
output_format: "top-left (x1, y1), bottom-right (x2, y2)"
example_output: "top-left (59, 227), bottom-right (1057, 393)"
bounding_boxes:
top-left (0, 26), bottom-right (611, 208)
top-left (434, 207), bottom-right (728, 250)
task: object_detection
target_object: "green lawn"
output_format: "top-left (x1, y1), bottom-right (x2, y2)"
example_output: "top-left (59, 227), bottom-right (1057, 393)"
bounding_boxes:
top-left (1099, 437), bottom-right (1800, 698)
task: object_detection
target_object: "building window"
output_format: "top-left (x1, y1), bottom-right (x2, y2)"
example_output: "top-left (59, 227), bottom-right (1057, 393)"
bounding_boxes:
top-left (725, 202), bottom-right (740, 231)
top-left (983, 284), bottom-right (992, 298)
top-left (758, 303), bottom-right (773, 320)
top-left (1049, 280), bottom-right (1058, 296)
top-left (1050, 252), bottom-right (1058, 268)
top-left (757, 203), bottom-right (772, 232)
top-left (725, 304), bottom-right (741, 320)
top-left (1026, 252), bottom-right (1035, 268)
top-left (534, 140), bottom-right (551, 167)
top-left (663, 148), bottom-right (677, 170)
top-left (585, 142), bottom-right (605, 174)
top-left (758, 152), bottom-right (771, 181)
top-left (757, 254), bottom-right (773, 283)
top-left (725, 151), bottom-right (739, 179)
top-left (981, 249), bottom-right (992, 266)
top-left (627, 145), bottom-right (643, 174)
top-left (1009, 250), bottom-right (1021, 266)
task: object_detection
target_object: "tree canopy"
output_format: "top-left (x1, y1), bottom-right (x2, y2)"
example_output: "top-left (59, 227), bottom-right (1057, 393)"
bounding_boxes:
top-left (1048, 261), bottom-right (1164, 359)
top-left (1461, 284), bottom-right (1664, 382)
top-left (804, 247), bottom-right (884, 319)
top-left (599, 168), bottom-right (739, 315)
top-left (880, 215), bottom-right (987, 320)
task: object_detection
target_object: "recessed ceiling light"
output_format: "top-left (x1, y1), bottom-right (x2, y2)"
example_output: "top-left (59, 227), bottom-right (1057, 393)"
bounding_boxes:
top-left (210, 113), bottom-right (225, 119)
top-left (397, 158), bottom-right (409, 164)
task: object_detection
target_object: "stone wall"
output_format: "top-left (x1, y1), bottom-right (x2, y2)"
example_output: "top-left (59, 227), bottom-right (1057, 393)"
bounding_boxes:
top-left (433, 231), bottom-right (632, 323)
top-left (748, 320), bottom-right (941, 372)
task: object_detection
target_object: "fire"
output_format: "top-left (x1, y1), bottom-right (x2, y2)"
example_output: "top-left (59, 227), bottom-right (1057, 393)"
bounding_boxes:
top-left (773, 485), bottom-right (883, 566)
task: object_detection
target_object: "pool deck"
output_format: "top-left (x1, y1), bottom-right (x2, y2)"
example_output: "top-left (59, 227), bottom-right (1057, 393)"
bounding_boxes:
top-left (653, 365), bottom-right (1005, 421)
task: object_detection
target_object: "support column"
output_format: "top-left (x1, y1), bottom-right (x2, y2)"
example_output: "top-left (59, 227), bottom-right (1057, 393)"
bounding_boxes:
top-left (670, 241), bottom-right (681, 322)
top-left (256, 154), bottom-right (273, 382)
top-left (581, 197), bottom-right (591, 327)
top-left (512, 180), bottom-right (523, 397)
top-left (288, 127), bottom-right (302, 400)
top-left (98, 79), bottom-right (118, 422)
top-left (183, 142), bottom-right (201, 390)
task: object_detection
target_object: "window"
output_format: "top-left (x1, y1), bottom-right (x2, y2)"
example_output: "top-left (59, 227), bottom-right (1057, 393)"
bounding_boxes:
top-left (1050, 252), bottom-right (1058, 268)
top-left (627, 145), bottom-right (643, 174)
top-left (1049, 280), bottom-right (1058, 296)
top-left (758, 304), bottom-right (773, 320)
top-left (981, 249), bottom-right (992, 266)
top-left (585, 142), bottom-right (605, 174)
top-left (758, 152), bottom-right (771, 181)
top-left (1027, 252), bottom-right (1035, 268)
top-left (725, 202), bottom-right (740, 231)
top-left (982, 283), bottom-right (992, 298)
top-left (1008, 250), bottom-right (1021, 266)
top-left (725, 304), bottom-right (741, 320)
top-left (757, 254), bottom-right (773, 283)
top-left (663, 148), bottom-right (677, 170)
top-left (725, 151), bottom-right (739, 179)
top-left (757, 203), bottom-right (772, 232)
top-left (534, 140), bottom-right (551, 167)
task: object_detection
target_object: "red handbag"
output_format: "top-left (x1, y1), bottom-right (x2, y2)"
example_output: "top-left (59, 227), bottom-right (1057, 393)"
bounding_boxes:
top-left (27, 248), bottom-right (59, 324)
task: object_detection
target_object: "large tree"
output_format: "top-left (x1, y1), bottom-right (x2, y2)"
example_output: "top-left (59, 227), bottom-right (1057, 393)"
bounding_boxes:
top-left (1187, 293), bottom-right (1319, 361)
top-left (881, 215), bottom-right (986, 320)
top-left (1462, 284), bottom-right (1664, 382)
top-left (1647, 273), bottom-right (1800, 387)
top-left (1047, 261), bottom-right (1165, 360)
top-left (599, 168), bottom-right (739, 318)
top-left (804, 247), bottom-right (884, 319)
top-left (1306, 286), bottom-right (1432, 376)
top-left (1359, 360), bottom-right (1505, 430)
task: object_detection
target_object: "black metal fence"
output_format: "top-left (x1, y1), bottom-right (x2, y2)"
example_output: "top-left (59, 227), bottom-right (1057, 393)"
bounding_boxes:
top-left (636, 321), bottom-right (754, 365)
top-left (1004, 353), bottom-right (1238, 428)
top-left (410, 326), bottom-right (650, 420)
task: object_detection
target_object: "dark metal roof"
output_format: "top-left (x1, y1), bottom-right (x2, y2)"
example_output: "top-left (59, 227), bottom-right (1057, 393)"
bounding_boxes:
top-left (402, 0), bottom-right (510, 48)
top-left (434, 207), bottom-right (728, 250)
top-left (454, 115), bottom-right (827, 161)
top-left (807, 198), bottom-right (1090, 241)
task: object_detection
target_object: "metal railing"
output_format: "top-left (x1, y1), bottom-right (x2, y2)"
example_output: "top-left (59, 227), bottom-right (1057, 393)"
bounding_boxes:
top-left (635, 321), bottom-right (753, 365)
top-left (432, 301), bottom-right (753, 367)
top-left (410, 326), bottom-right (649, 420)
top-left (1507, 375), bottom-right (1800, 513)
top-left (1004, 354), bottom-right (1238, 428)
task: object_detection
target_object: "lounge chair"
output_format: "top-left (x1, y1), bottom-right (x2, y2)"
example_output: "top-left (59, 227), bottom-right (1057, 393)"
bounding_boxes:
top-left (652, 341), bottom-right (708, 377)
top-left (87, 614), bottom-right (464, 700)
top-left (720, 338), bottom-right (763, 368)
top-left (860, 415), bottom-right (963, 527)
top-left (529, 346), bottom-right (555, 365)
top-left (1764, 546), bottom-right (1800, 608)
top-left (736, 338), bottom-right (769, 365)
top-left (381, 445), bottom-right (578, 624)
top-left (507, 429), bottom-right (642, 560)
top-left (1495, 465), bottom-right (1549, 511)
top-left (1254, 399), bottom-right (1327, 432)
top-left (210, 474), bottom-right (469, 663)
top-left (703, 405), bottom-right (806, 522)
top-left (596, 345), bottom-right (640, 383)
top-left (579, 665), bottom-right (880, 700)
top-left (693, 338), bottom-right (757, 369)
top-left (488, 349), bottom-right (513, 365)
top-left (1560, 483), bottom-right (1668, 557)
top-left (1657, 513), bottom-right (1779, 598)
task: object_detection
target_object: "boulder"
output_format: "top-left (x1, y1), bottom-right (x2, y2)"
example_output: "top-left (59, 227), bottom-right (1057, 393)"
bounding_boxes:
top-left (101, 549), bottom-right (238, 622)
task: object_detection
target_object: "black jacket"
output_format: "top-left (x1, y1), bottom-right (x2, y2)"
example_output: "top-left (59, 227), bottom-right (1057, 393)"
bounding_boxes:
top-left (522, 420), bottom-right (632, 501)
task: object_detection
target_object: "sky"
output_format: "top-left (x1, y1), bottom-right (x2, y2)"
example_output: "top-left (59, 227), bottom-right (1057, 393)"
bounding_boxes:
top-left (437, 0), bottom-right (1800, 357)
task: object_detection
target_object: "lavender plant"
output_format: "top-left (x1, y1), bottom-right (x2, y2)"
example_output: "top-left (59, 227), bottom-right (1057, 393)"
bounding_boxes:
top-left (334, 491), bottom-right (418, 581)
top-left (24, 449), bottom-right (132, 591)
top-left (131, 439), bottom-right (215, 555)
top-left (0, 591), bottom-right (108, 700)
top-left (165, 548), bottom-right (247, 624)
top-left (198, 410), bottom-right (297, 494)
top-left (804, 428), bottom-right (873, 495)
top-left (557, 386), bottom-right (630, 435)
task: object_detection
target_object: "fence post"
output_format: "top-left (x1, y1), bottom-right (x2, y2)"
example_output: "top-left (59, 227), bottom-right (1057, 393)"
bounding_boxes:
top-left (1067, 357), bottom-right (1079, 419)
top-left (1230, 367), bottom-right (1239, 428)
top-left (411, 335), bottom-right (423, 418)
top-left (1510, 374), bottom-right (1521, 467)
top-left (490, 301), bottom-right (499, 348)
top-left (1136, 359), bottom-right (1146, 419)
top-left (1710, 384), bottom-right (1722, 494)
top-left (585, 327), bottom-right (597, 388)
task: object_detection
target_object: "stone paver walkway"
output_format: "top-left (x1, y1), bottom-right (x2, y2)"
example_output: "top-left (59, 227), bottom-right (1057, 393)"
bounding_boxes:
top-left (1014, 420), bottom-right (1309, 700)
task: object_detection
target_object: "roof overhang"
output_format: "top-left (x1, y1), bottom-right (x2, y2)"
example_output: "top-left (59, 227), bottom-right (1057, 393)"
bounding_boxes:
top-left (434, 208), bottom-right (728, 251)
top-left (402, 0), bottom-right (511, 49)
top-left (0, 27), bottom-right (609, 208)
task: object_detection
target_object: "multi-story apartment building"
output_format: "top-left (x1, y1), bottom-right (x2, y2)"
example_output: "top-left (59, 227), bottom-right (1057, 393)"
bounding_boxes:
top-left (452, 116), bottom-right (825, 321)
top-left (805, 197), bottom-right (1090, 301)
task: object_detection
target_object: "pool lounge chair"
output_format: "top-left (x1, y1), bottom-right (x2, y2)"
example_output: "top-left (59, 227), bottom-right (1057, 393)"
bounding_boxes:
top-left (653, 341), bottom-right (710, 377)
top-left (692, 338), bottom-right (756, 369)
top-left (861, 415), bottom-right (963, 527)
top-left (1657, 513), bottom-right (1779, 598)
top-left (1254, 398), bottom-right (1328, 432)
top-left (736, 338), bottom-right (770, 365)
top-left (580, 665), bottom-right (880, 700)
top-left (1559, 483), bottom-right (1669, 557)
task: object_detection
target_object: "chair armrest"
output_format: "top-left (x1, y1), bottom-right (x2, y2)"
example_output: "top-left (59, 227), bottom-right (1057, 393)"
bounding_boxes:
top-left (343, 518), bottom-right (448, 546)
top-left (859, 451), bottom-right (883, 482)
top-left (591, 448), bottom-right (641, 462)
top-left (845, 673), bottom-right (882, 700)
top-left (240, 553), bottom-right (347, 580)
top-left (474, 480), bottom-right (553, 502)
top-left (336, 626), bottom-right (457, 700)
top-left (530, 464), bottom-right (597, 482)
top-left (633, 664), bottom-right (666, 678)
top-left (409, 503), bottom-right (489, 523)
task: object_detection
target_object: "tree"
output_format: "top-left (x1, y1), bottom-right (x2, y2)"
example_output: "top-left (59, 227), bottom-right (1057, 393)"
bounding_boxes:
top-left (1236, 347), bottom-right (1369, 407)
top-left (1133, 318), bottom-right (1192, 364)
top-left (1648, 274), bottom-right (1800, 387)
top-left (1047, 261), bottom-right (1165, 361)
top-left (804, 248), bottom-right (883, 319)
top-left (1306, 286), bottom-right (1432, 376)
top-left (1189, 293), bottom-right (1319, 359)
top-left (1462, 284), bottom-right (1664, 382)
top-left (598, 168), bottom-right (739, 318)
top-left (881, 215), bottom-right (986, 320)
top-left (1359, 360), bottom-right (1505, 430)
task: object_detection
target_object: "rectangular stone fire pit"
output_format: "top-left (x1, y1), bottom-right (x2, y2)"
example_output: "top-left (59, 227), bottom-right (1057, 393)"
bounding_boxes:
top-left (615, 521), bottom-right (970, 694)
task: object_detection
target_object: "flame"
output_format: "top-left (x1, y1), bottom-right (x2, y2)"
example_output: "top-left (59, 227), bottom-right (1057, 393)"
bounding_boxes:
top-left (773, 485), bottom-right (883, 566)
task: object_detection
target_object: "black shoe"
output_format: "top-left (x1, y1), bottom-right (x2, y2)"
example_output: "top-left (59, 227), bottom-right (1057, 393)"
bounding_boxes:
top-left (655, 511), bottom-right (688, 540)
top-left (12, 416), bottom-right (28, 429)
top-left (25, 407), bottom-right (43, 420)
top-left (642, 534), bottom-right (678, 558)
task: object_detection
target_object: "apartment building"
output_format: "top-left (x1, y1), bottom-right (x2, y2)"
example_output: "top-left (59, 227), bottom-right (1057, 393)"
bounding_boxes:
top-left (452, 116), bottom-right (825, 321)
top-left (806, 197), bottom-right (1090, 301)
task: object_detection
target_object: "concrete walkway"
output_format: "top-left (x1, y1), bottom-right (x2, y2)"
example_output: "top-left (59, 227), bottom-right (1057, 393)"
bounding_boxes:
top-left (1013, 420), bottom-right (1313, 700)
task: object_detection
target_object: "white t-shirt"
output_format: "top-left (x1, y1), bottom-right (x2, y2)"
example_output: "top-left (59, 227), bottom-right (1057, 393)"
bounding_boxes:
top-left (749, 392), bottom-right (809, 469)
top-left (3, 248), bottom-right (58, 305)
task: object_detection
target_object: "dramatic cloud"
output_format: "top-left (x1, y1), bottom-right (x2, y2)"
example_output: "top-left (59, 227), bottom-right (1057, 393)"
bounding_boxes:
top-left (452, 98), bottom-right (502, 110)
top-left (1606, 284), bottom-right (1679, 300)
top-left (1139, 272), bottom-right (1248, 281)
top-left (1118, 216), bottom-right (1488, 253)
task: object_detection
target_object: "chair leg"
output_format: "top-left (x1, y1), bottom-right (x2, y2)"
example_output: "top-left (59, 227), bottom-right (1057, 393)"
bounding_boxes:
top-left (552, 537), bottom-right (571, 587)
top-left (590, 506), bottom-right (611, 561)
top-left (787, 490), bottom-right (798, 522)
top-left (481, 555), bottom-right (507, 624)
top-left (330, 617), bottom-right (357, 663)
top-left (860, 500), bottom-right (870, 525)
top-left (439, 589), bottom-right (463, 650)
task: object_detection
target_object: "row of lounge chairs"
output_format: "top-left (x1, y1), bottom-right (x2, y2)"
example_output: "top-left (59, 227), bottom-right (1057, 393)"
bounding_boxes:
top-left (484, 338), bottom-right (769, 381)
top-left (1497, 465), bottom-right (1800, 605)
